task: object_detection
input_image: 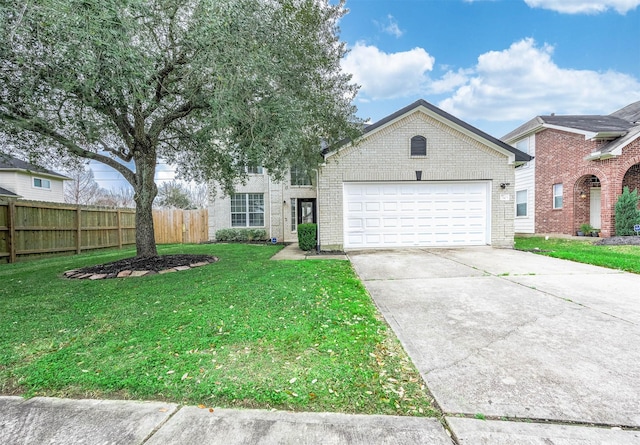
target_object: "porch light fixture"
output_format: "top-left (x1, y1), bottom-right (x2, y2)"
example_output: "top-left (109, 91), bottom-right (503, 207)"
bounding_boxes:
top-left (415, 170), bottom-right (422, 181)
top-left (580, 191), bottom-right (587, 199)
top-left (500, 182), bottom-right (510, 189)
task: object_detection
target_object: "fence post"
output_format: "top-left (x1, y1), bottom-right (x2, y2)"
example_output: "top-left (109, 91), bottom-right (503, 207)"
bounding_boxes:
top-left (117, 209), bottom-right (122, 249)
top-left (76, 206), bottom-right (82, 254)
top-left (8, 201), bottom-right (16, 263)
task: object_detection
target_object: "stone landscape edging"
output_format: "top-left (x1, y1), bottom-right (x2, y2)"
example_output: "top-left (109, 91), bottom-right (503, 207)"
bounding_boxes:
top-left (63, 259), bottom-right (216, 280)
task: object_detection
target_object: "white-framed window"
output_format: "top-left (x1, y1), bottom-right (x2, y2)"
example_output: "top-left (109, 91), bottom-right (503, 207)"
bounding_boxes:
top-left (516, 190), bottom-right (528, 217)
top-left (290, 165), bottom-right (312, 186)
top-left (231, 193), bottom-right (264, 227)
top-left (553, 183), bottom-right (563, 209)
top-left (246, 166), bottom-right (263, 174)
top-left (410, 135), bottom-right (427, 156)
top-left (516, 137), bottom-right (530, 154)
top-left (33, 177), bottom-right (51, 189)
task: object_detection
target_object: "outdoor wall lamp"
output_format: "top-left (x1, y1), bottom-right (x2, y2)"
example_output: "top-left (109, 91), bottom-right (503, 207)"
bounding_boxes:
top-left (580, 191), bottom-right (587, 199)
top-left (500, 182), bottom-right (510, 189)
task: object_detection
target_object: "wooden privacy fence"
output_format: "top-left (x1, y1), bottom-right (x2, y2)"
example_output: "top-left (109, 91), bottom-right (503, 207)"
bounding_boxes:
top-left (152, 208), bottom-right (208, 244)
top-left (0, 201), bottom-right (209, 263)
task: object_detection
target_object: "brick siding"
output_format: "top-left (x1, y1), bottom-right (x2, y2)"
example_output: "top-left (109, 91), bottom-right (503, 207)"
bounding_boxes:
top-left (534, 129), bottom-right (640, 236)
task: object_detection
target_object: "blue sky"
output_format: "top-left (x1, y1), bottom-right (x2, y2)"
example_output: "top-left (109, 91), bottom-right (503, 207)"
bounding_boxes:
top-left (339, 0), bottom-right (640, 137)
top-left (92, 0), bottom-right (640, 188)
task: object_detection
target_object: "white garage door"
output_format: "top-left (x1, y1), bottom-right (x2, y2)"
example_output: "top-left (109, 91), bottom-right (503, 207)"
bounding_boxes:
top-left (344, 182), bottom-right (490, 249)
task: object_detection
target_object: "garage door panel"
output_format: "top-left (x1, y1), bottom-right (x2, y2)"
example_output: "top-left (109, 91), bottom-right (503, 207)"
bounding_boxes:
top-left (344, 182), bottom-right (489, 248)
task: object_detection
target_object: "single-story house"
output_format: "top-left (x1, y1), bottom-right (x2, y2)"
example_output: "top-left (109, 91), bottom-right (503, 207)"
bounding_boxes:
top-left (0, 153), bottom-right (69, 203)
top-left (503, 101), bottom-right (640, 237)
top-left (209, 99), bottom-right (531, 250)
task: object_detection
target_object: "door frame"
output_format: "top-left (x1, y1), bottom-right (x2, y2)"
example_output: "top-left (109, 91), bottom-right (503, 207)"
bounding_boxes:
top-left (297, 198), bottom-right (317, 225)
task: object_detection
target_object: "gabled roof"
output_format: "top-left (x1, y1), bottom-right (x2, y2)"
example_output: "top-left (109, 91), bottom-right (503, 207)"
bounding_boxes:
top-left (0, 186), bottom-right (19, 198)
top-left (0, 153), bottom-right (70, 179)
top-left (539, 115), bottom-right (633, 134)
top-left (502, 114), bottom-right (634, 142)
top-left (502, 101), bottom-right (640, 161)
top-left (610, 100), bottom-right (640, 123)
top-left (327, 99), bottom-right (531, 163)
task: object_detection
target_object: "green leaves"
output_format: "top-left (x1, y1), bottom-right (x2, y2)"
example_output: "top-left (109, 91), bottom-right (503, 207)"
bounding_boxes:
top-left (1, 0), bottom-right (361, 255)
top-left (615, 186), bottom-right (640, 236)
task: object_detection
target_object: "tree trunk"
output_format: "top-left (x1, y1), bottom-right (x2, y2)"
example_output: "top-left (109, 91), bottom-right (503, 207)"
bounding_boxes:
top-left (133, 152), bottom-right (159, 258)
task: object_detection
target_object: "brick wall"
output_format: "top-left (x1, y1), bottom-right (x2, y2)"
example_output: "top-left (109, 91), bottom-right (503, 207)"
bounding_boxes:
top-left (534, 130), bottom-right (640, 237)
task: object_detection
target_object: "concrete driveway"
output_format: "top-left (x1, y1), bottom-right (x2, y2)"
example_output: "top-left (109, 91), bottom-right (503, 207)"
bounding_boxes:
top-left (349, 247), bottom-right (640, 444)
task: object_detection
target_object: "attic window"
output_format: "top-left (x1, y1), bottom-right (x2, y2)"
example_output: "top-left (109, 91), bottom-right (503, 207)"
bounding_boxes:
top-left (410, 136), bottom-right (427, 157)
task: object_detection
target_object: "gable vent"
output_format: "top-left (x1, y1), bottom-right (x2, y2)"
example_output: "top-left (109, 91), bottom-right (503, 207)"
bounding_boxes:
top-left (410, 136), bottom-right (427, 156)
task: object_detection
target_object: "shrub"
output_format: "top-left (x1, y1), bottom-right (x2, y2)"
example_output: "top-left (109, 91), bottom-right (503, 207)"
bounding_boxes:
top-left (297, 223), bottom-right (317, 251)
top-left (215, 228), bottom-right (268, 242)
top-left (614, 187), bottom-right (640, 236)
top-left (579, 223), bottom-right (593, 234)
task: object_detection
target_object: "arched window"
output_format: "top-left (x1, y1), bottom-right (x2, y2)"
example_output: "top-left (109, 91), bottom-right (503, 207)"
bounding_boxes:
top-left (410, 136), bottom-right (427, 156)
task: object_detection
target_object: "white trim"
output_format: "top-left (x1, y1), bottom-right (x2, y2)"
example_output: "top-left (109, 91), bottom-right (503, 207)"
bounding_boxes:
top-left (515, 189), bottom-right (528, 217)
top-left (32, 177), bottom-right (51, 190)
top-left (553, 183), bottom-right (563, 209)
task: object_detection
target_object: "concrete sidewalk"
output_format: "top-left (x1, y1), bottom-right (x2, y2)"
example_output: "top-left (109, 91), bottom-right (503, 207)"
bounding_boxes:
top-left (0, 396), bottom-right (452, 445)
top-left (270, 243), bottom-right (348, 261)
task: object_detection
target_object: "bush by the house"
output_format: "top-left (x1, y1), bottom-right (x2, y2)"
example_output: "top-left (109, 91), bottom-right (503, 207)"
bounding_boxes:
top-left (297, 223), bottom-right (317, 251)
top-left (215, 228), bottom-right (268, 242)
top-left (614, 186), bottom-right (640, 236)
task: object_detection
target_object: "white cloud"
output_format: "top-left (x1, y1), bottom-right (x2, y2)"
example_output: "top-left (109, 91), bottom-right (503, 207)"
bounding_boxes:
top-left (374, 15), bottom-right (404, 38)
top-left (342, 42), bottom-right (435, 100)
top-left (438, 38), bottom-right (640, 123)
top-left (524, 0), bottom-right (640, 14)
top-left (429, 69), bottom-right (471, 94)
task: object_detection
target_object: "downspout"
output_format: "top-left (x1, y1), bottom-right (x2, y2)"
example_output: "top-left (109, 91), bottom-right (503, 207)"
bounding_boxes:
top-left (316, 168), bottom-right (321, 253)
top-left (268, 173), bottom-right (272, 241)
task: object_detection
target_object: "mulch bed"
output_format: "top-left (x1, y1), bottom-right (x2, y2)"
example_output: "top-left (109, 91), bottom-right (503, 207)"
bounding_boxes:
top-left (594, 236), bottom-right (640, 246)
top-left (64, 254), bottom-right (218, 280)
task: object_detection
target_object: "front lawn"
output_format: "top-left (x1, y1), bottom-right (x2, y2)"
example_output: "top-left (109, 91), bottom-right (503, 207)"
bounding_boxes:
top-left (514, 236), bottom-right (640, 273)
top-left (0, 244), bottom-right (436, 416)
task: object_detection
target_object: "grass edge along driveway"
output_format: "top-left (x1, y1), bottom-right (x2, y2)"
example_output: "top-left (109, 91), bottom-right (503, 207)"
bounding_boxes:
top-left (514, 236), bottom-right (640, 274)
top-left (0, 243), bottom-right (438, 417)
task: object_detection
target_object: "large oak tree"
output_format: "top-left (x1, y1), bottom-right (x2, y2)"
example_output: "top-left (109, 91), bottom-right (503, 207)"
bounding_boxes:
top-left (0, 0), bottom-right (360, 257)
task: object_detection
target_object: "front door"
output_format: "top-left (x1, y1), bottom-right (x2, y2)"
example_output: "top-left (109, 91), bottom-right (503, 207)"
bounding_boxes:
top-left (297, 198), bottom-right (316, 225)
top-left (590, 188), bottom-right (601, 229)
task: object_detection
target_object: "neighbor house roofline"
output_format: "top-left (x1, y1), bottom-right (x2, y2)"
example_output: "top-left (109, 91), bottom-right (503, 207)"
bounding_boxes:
top-left (0, 153), bottom-right (70, 180)
top-left (0, 186), bottom-right (20, 198)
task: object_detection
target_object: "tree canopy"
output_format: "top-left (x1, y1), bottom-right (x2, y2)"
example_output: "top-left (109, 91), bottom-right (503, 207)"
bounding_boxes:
top-left (0, 0), bottom-right (360, 257)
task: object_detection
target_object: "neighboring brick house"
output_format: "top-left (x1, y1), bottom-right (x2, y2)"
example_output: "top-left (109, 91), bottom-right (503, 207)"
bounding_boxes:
top-left (0, 154), bottom-right (69, 203)
top-left (503, 101), bottom-right (640, 237)
top-left (209, 99), bottom-right (530, 250)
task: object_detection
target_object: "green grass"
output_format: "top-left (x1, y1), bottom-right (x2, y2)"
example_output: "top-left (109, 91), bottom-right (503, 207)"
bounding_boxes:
top-left (514, 236), bottom-right (640, 273)
top-left (0, 244), bottom-right (437, 416)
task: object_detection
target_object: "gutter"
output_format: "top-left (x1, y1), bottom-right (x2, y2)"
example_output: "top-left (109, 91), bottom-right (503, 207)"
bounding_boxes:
top-left (584, 151), bottom-right (615, 161)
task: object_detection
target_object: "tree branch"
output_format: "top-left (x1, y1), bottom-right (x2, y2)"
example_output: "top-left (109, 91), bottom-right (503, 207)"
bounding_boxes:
top-left (148, 99), bottom-right (206, 141)
top-left (0, 110), bottom-right (136, 185)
